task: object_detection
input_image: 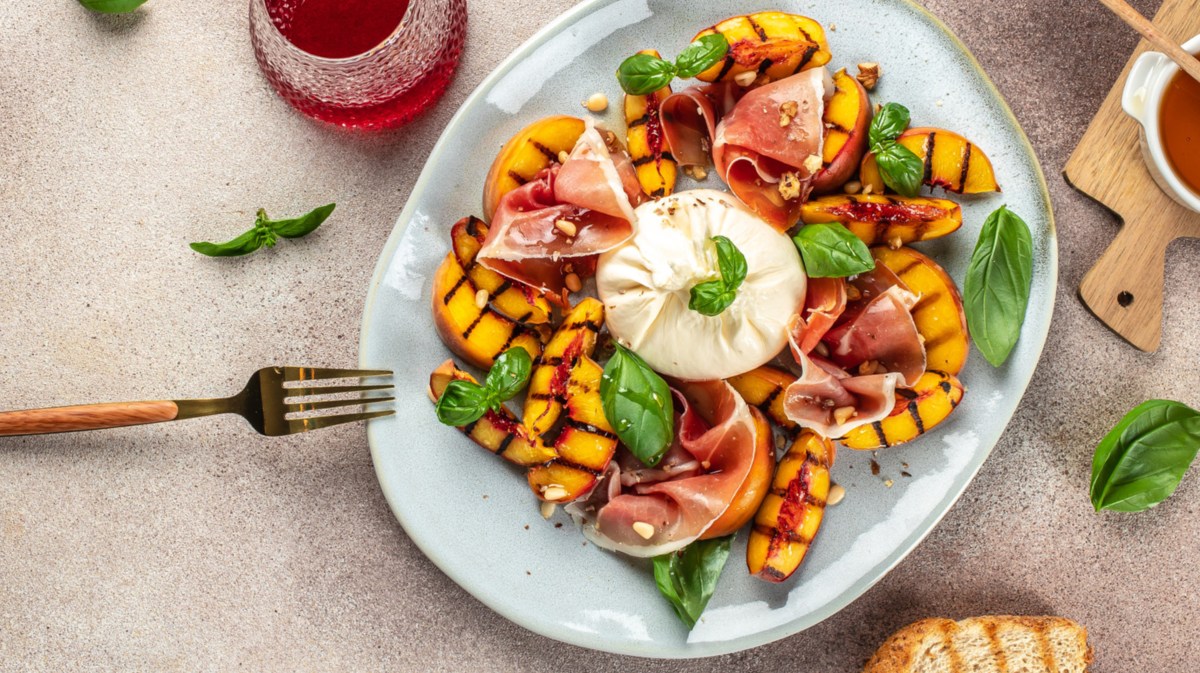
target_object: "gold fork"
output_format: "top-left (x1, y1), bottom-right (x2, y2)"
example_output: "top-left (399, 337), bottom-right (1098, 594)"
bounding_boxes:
top-left (0, 367), bottom-right (393, 437)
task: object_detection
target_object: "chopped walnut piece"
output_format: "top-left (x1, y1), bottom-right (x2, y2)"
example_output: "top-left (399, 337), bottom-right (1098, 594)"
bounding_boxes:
top-left (856, 62), bottom-right (881, 90)
top-left (887, 235), bottom-right (903, 250)
top-left (684, 165), bottom-right (708, 180)
top-left (779, 100), bottom-right (799, 127)
top-left (778, 172), bottom-right (803, 200)
top-left (845, 284), bottom-right (862, 301)
top-left (803, 153), bottom-right (824, 174)
top-left (843, 180), bottom-right (862, 194)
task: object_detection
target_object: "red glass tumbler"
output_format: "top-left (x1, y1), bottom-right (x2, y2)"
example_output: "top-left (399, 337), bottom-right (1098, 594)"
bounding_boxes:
top-left (249, 0), bottom-right (467, 130)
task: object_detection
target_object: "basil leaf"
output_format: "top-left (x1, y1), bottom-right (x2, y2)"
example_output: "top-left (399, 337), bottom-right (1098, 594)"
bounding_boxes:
top-left (434, 379), bottom-right (490, 427)
top-left (617, 53), bottom-right (677, 96)
top-left (189, 226), bottom-right (272, 257)
top-left (792, 223), bottom-right (876, 278)
top-left (484, 347), bottom-right (532, 405)
top-left (77, 0), bottom-right (148, 13)
top-left (963, 206), bottom-right (1033, 367)
top-left (268, 203), bottom-right (336, 239)
top-left (1091, 400), bottom-right (1200, 512)
top-left (600, 343), bottom-right (674, 467)
top-left (868, 102), bottom-right (911, 150)
top-left (688, 280), bottom-right (736, 316)
top-left (191, 203), bottom-right (334, 257)
top-left (712, 235), bottom-right (747, 290)
top-left (673, 34), bottom-right (730, 79)
top-left (875, 142), bottom-right (923, 197)
top-left (652, 536), bottom-right (733, 629)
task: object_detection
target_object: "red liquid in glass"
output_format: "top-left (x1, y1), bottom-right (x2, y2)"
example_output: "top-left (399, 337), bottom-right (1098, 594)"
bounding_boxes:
top-left (259, 0), bottom-right (466, 130)
top-left (273, 0), bottom-right (410, 59)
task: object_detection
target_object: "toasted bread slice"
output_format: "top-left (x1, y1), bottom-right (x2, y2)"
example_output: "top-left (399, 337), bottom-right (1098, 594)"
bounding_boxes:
top-left (863, 616), bottom-right (1092, 673)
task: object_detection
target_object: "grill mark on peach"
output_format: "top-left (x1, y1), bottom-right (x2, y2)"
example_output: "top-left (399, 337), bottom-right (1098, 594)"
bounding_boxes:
top-left (495, 433), bottom-right (516, 457)
top-left (461, 420), bottom-right (479, 435)
top-left (907, 400), bottom-right (925, 436)
top-left (911, 290), bottom-right (943, 311)
top-left (896, 388), bottom-right (919, 401)
top-left (758, 385), bottom-right (785, 413)
top-left (529, 140), bottom-right (559, 161)
top-left (461, 312), bottom-right (485, 340)
top-left (756, 57), bottom-right (774, 74)
top-left (921, 132), bottom-right (936, 185)
top-left (791, 44), bottom-right (817, 74)
top-left (922, 331), bottom-right (955, 350)
top-left (959, 142), bottom-right (973, 193)
top-left (650, 187), bottom-right (665, 197)
top-left (892, 260), bottom-right (921, 277)
top-left (825, 119), bottom-right (851, 134)
top-left (870, 421), bottom-right (886, 447)
top-left (506, 170), bottom-right (528, 186)
top-left (464, 216), bottom-right (483, 238)
top-left (547, 456), bottom-right (603, 477)
top-left (565, 418), bottom-right (617, 441)
top-left (714, 54), bottom-right (736, 81)
top-left (441, 273), bottom-right (468, 305)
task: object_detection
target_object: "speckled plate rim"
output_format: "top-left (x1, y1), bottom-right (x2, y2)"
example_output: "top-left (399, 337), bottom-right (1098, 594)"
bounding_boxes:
top-left (359, 0), bottom-right (1057, 659)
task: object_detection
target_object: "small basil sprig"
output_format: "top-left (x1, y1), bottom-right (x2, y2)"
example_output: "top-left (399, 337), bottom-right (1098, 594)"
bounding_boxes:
top-left (190, 203), bottom-right (335, 257)
top-left (792, 223), bottom-right (875, 278)
top-left (963, 206), bottom-right (1033, 366)
top-left (616, 34), bottom-right (729, 96)
top-left (77, 0), bottom-right (148, 12)
top-left (1091, 400), bottom-right (1200, 512)
top-left (868, 103), bottom-right (923, 197)
top-left (600, 343), bottom-right (674, 467)
top-left (653, 536), bottom-right (733, 629)
top-left (689, 236), bottom-right (748, 316)
top-left (434, 348), bottom-right (533, 426)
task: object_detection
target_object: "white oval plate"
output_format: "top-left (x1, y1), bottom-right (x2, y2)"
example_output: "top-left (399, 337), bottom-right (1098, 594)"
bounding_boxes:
top-left (360, 0), bottom-right (1056, 658)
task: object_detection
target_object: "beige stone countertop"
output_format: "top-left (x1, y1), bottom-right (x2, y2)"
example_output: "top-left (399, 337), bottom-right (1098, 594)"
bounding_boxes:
top-left (2, 0), bottom-right (1198, 670)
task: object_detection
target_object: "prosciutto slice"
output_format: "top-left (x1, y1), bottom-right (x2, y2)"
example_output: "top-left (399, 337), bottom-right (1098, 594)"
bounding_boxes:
top-left (566, 380), bottom-right (760, 558)
top-left (477, 120), bottom-right (643, 298)
top-left (659, 69), bottom-right (830, 230)
top-left (822, 286), bottom-right (926, 386)
top-left (790, 277), bottom-right (847, 355)
top-left (782, 347), bottom-right (903, 439)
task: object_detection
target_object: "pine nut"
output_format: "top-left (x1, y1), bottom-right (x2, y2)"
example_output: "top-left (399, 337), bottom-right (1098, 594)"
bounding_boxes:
top-left (543, 486), bottom-right (569, 501)
top-left (554, 219), bottom-right (577, 237)
top-left (843, 180), bottom-right (862, 194)
top-left (474, 288), bottom-right (489, 309)
top-left (584, 92), bottom-right (609, 112)
top-left (827, 483), bottom-right (846, 506)
top-left (631, 521), bottom-right (655, 539)
top-left (733, 70), bottom-right (757, 87)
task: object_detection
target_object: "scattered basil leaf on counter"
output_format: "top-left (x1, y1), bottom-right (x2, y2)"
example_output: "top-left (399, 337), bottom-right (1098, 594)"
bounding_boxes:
top-left (434, 347), bottom-right (532, 426)
top-left (792, 223), bottom-right (875, 278)
top-left (190, 203), bottom-right (335, 257)
top-left (963, 205), bottom-right (1033, 367)
top-left (653, 536), bottom-right (733, 629)
top-left (689, 236), bottom-right (748, 316)
top-left (1091, 400), bottom-right (1200, 513)
top-left (867, 103), bottom-right (923, 197)
top-left (673, 34), bottom-right (730, 79)
top-left (600, 343), bottom-right (674, 467)
top-left (616, 34), bottom-right (729, 96)
top-left (77, 0), bottom-right (148, 13)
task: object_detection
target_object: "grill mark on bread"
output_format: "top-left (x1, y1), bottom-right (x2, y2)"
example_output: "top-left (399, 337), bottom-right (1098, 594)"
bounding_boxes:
top-left (939, 620), bottom-right (964, 672)
top-left (1034, 623), bottom-right (1058, 672)
top-left (984, 621), bottom-right (1009, 673)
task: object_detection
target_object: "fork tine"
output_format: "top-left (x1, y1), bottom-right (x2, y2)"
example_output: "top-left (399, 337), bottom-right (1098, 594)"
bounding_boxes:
top-left (287, 396), bottom-right (395, 412)
top-left (286, 409), bottom-right (394, 434)
top-left (281, 367), bottom-right (392, 381)
top-left (285, 383), bottom-right (393, 397)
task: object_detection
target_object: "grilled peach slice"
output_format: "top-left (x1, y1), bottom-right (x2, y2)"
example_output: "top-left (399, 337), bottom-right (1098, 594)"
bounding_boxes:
top-left (451, 216), bottom-right (551, 324)
top-left (701, 407), bottom-right (776, 539)
top-left (800, 194), bottom-right (962, 247)
top-left (841, 370), bottom-right (964, 449)
top-left (524, 299), bottom-right (616, 503)
top-left (693, 12), bottom-right (831, 84)
top-left (872, 246), bottom-right (969, 375)
top-left (747, 430), bottom-right (834, 582)
top-left (812, 69), bottom-right (872, 194)
top-left (727, 365), bottom-right (797, 430)
top-left (431, 227), bottom-right (550, 370)
top-left (428, 361), bottom-right (557, 467)
top-left (860, 128), bottom-right (1000, 195)
top-left (624, 50), bottom-right (678, 199)
top-left (482, 115), bottom-right (586, 219)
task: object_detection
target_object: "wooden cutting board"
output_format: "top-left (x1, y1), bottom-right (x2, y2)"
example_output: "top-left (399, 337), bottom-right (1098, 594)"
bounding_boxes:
top-left (1064, 0), bottom-right (1200, 352)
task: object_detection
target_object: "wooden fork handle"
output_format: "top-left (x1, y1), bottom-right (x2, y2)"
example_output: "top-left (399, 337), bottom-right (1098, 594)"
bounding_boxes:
top-left (0, 401), bottom-right (179, 437)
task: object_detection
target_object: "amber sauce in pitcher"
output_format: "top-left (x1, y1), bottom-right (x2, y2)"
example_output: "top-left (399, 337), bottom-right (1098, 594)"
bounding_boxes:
top-left (1160, 69), bottom-right (1200, 195)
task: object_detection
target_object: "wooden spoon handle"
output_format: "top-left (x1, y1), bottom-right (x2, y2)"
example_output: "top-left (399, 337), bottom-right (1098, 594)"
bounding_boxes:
top-left (0, 401), bottom-right (180, 437)
top-left (1098, 0), bottom-right (1200, 82)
